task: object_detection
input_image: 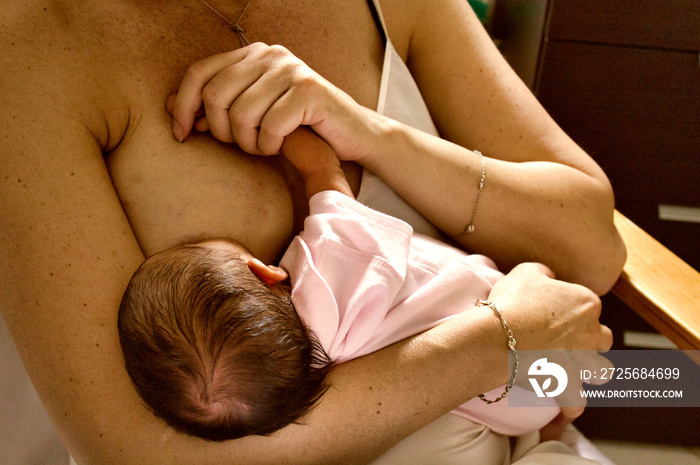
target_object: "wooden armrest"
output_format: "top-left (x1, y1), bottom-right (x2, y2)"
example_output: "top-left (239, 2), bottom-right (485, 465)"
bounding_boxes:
top-left (612, 210), bottom-right (700, 350)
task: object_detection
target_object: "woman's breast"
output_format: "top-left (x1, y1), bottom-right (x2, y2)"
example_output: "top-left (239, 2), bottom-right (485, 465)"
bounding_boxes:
top-left (105, 115), bottom-right (296, 264)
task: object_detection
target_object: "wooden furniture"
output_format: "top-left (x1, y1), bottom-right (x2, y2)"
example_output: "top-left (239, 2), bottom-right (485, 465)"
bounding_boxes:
top-left (535, 0), bottom-right (700, 271)
top-left (492, 0), bottom-right (700, 445)
top-left (493, 0), bottom-right (700, 348)
top-left (613, 210), bottom-right (700, 351)
top-left (534, 0), bottom-right (700, 348)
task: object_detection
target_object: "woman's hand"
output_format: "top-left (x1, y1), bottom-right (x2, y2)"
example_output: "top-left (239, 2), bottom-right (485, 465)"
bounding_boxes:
top-left (167, 42), bottom-right (381, 160)
top-left (489, 263), bottom-right (613, 439)
top-left (487, 262), bottom-right (612, 352)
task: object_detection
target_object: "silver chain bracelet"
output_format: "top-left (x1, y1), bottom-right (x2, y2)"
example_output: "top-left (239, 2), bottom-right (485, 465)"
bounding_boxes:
top-left (453, 150), bottom-right (486, 238)
top-left (475, 299), bottom-right (518, 404)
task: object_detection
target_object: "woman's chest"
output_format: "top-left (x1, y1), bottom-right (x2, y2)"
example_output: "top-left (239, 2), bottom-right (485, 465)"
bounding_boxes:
top-left (97, 0), bottom-right (385, 262)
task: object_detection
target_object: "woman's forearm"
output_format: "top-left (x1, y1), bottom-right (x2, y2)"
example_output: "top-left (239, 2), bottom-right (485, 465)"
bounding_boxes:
top-left (83, 306), bottom-right (509, 465)
top-left (360, 119), bottom-right (626, 294)
top-left (346, 0), bottom-right (626, 294)
top-left (268, 306), bottom-right (509, 464)
top-left (0, 94), bottom-right (510, 465)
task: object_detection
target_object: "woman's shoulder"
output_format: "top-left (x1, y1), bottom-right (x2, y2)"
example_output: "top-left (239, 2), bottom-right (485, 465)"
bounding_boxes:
top-left (377, 0), bottom-right (472, 59)
top-left (1, 1), bottom-right (85, 58)
top-left (0, 1), bottom-right (119, 148)
top-left (371, 0), bottom-right (418, 58)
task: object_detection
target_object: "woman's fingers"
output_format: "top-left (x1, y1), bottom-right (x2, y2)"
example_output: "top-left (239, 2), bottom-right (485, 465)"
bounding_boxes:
top-left (193, 115), bottom-right (210, 133)
top-left (216, 46), bottom-right (332, 154)
top-left (539, 412), bottom-right (574, 442)
top-left (170, 46), bottom-right (257, 141)
top-left (560, 406), bottom-right (586, 421)
top-left (489, 263), bottom-right (607, 352)
top-left (169, 43), bottom-right (303, 147)
top-left (167, 93), bottom-right (210, 134)
top-left (200, 49), bottom-right (291, 146)
top-left (255, 84), bottom-right (319, 155)
top-left (526, 262), bottom-right (556, 279)
top-left (167, 43), bottom-right (363, 156)
top-left (221, 62), bottom-right (309, 153)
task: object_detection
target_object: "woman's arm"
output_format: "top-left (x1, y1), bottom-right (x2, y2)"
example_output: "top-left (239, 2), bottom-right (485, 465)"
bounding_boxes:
top-left (0, 118), bottom-right (609, 464)
top-left (358, 121), bottom-right (625, 295)
top-left (0, 64), bottom-right (608, 465)
top-left (169, 35), bottom-right (625, 294)
top-left (0, 126), bottom-right (554, 464)
top-left (363, 0), bottom-right (626, 294)
top-left (0, 79), bottom-right (483, 465)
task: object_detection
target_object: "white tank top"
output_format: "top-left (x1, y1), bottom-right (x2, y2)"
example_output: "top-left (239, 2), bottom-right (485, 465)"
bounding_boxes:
top-left (356, 0), bottom-right (444, 239)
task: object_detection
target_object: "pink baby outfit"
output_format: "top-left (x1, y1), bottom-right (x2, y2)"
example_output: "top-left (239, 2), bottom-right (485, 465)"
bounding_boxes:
top-left (279, 190), bottom-right (559, 436)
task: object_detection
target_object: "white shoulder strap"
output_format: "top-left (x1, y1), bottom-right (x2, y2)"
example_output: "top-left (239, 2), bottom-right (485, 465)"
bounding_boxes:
top-left (368, 0), bottom-right (390, 41)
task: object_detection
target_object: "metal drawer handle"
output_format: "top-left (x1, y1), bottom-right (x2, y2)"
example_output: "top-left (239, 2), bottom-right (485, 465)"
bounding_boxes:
top-left (658, 204), bottom-right (700, 224)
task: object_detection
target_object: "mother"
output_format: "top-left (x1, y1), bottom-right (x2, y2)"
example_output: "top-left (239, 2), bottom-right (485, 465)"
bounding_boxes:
top-left (0, 0), bottom-right (625, 464)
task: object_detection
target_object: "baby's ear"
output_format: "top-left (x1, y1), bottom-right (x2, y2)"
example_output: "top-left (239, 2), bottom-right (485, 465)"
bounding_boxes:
top-left (247, 258), bottom-right (289, 285)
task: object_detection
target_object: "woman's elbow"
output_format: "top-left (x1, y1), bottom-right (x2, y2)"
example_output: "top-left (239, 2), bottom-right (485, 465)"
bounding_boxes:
top-left (586, 227), bottom-right (627, 296)
top-left (559, 178), bottom-right (627, 295)
top-left (579, 184), bottom-right (628, 295)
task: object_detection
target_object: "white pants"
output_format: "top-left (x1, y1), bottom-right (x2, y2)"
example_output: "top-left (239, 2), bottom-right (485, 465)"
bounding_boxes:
top-left (370, 413), bottom-right (615, 465)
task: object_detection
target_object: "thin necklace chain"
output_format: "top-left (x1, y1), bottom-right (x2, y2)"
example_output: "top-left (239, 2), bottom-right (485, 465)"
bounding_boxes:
top-left (195, 0), bottom-right (254, 47)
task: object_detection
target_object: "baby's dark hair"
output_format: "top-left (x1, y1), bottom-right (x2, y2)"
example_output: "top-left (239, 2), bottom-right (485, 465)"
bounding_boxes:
top-left (118, 243), bottom-right (333, 441)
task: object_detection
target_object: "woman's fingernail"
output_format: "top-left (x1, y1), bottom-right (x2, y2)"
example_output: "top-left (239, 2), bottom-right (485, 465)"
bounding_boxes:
top-left (173, 120), bottom-right (185, 142)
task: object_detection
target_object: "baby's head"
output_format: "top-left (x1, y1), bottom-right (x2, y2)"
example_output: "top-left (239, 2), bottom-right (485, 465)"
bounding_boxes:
top-left (118, 239), bottom-right (332, 441)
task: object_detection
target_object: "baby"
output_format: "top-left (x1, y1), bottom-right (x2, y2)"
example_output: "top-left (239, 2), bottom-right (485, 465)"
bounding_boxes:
top-left (118, 127), bottom-right (559, 442)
